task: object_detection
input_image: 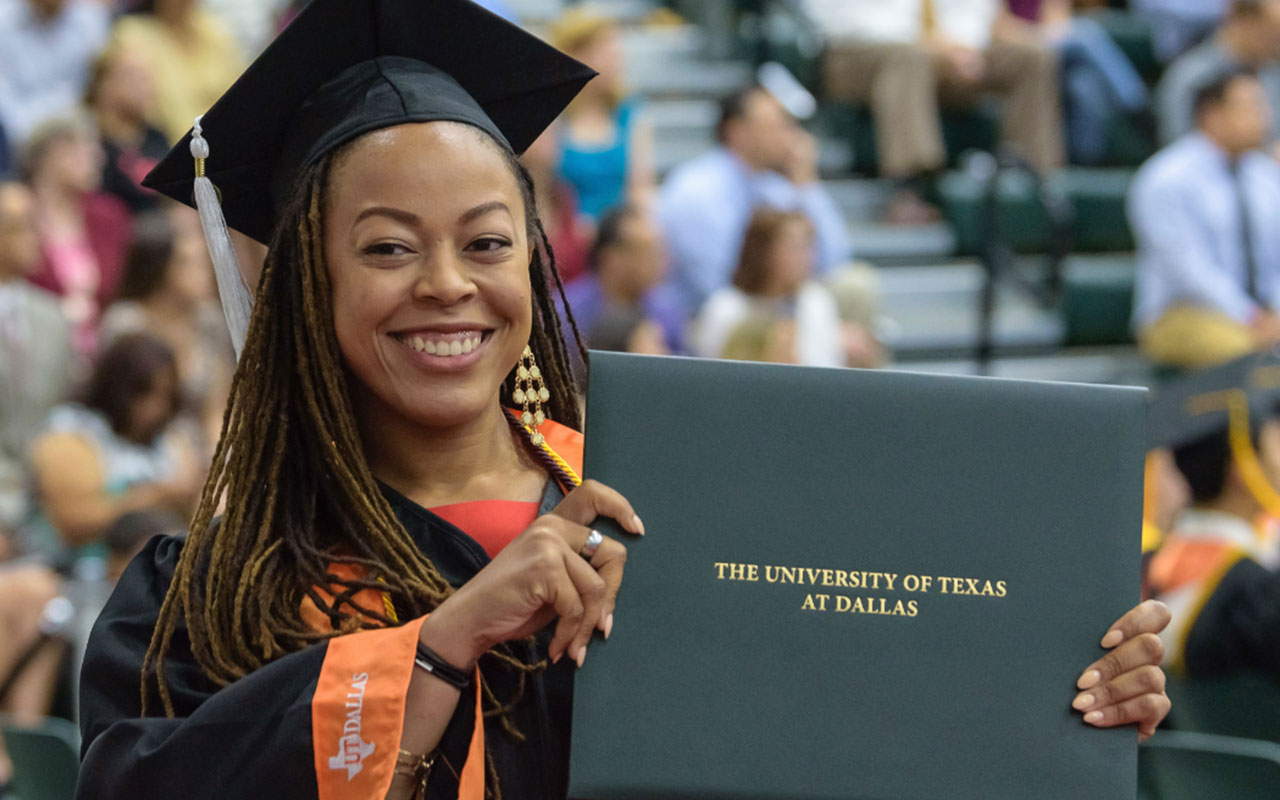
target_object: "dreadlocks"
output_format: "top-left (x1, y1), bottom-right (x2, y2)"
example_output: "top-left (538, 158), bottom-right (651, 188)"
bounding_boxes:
top-left (141, 134), bottom-right (589, 752)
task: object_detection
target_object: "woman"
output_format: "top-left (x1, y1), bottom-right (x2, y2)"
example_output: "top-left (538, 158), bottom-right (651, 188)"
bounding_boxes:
top-left (85, 44), bottom-right (171, 214)
top-left (694, 209), bottom-right (882, 368)
top-left (77, 2), bottom-right (1170, 799)
top-left (26, 333), bottom-right (200, 569)
top-left (549, 8), bottom-right (655, 221)
top-left (22, 118), bottom-right (131, 362)
top-left (101, 208), bottom-right (233, 450)
top-left (109, 0), bottom-right (245, 144)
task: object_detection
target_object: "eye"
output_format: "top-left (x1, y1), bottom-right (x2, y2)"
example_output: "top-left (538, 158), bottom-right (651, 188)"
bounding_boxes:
top-left (466, 237), bottom-right (513, 254)
top-left (362, 241), bottom-right (413, 257)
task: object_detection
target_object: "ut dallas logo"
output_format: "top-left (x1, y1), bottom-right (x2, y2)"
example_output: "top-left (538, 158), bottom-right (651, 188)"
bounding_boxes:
top-left (329, 672), bottom-right (376, 780)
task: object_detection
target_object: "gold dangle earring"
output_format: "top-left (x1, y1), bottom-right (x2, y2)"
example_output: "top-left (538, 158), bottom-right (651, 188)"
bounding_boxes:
top-left (514, 345), bottom-right (551, 446)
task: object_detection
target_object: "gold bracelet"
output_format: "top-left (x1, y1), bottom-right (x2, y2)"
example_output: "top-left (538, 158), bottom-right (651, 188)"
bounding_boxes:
top-left (394, 748), bottom-right (438, 799)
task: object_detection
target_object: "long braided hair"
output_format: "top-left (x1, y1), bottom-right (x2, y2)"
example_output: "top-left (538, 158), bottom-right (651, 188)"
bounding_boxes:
top-left (141, 132), bottom-right (589, 773)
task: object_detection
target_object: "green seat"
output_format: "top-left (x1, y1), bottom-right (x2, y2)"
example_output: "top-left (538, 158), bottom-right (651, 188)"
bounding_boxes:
top-left (939, 167), bottom-right (1135, 256)
top-left (1061, 255), bottom-right (1136, 346)
top-left (2, 715), bottom-right (79, 800)
top-left (1163, 673), bottom-right (1280, 743)
top-left (1139, 730), bottom-right (1280, 800)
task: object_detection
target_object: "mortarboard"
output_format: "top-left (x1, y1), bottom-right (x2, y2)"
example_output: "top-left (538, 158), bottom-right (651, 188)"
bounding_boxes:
top-left (140, 0), bottom-right (594, 359)
top-left (1147, 349), bottom-right (1280, 450)
top-left (1147, 349), bottom-right (1280, 517)
top-left (143, 0), bottom-right (595, 245)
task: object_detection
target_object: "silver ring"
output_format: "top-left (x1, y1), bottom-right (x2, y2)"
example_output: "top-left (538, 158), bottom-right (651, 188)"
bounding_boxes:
top-left (579, 529), bottom-right (603, 561)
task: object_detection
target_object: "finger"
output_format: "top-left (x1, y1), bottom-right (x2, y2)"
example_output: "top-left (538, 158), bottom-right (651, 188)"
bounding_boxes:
top-left (1098, 600), bottom-right (1172, 648)
top-left (553, 479), bottom-right (644, 535)
top-left (1081, 691), bottom-right (1171, 732)
top-left (560, 546), bottom-right (608, 667)
top-left (1072, 664), bottom-right (1165, 715)
top-left (1077, 633), bottom-right (1165, 690)
top-left (546, 565), bottom-right (586, 665)
top-left (591, 539), bottom-right (627, 636)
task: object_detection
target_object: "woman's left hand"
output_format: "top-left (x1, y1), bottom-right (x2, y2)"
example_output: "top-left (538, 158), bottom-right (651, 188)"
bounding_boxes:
top-left (1073, 599), bottom-right (1172, 742)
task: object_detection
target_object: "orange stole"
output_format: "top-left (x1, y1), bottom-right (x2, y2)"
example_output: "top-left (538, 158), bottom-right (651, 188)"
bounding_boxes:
top-left (307, 415), bottom-right (582, 799)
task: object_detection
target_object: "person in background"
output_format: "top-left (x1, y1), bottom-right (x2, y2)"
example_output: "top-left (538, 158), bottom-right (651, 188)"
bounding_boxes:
top-left (693, 208), bottom-right (879, 368)
top-left (563, 203), bottom-right (685, 355)
top-left (22, 118), bottom-right (131, 361)
top-left (0, 560), bottom-right (63, 791)
top-left (1146, 353), bottom-right (1280, 678)
top-left (810, 0), bottom-right (1064, 223)
top-left (86, 45), bottom-right (170, 214)
top-left (110, 0), bottom-right (245, 144)
top-left (1156, 0), bottom-right (1280, 147)
top-left (100, 208), bottom-right (233, 450)
top-left (0, 0), bottom-right (110, 146)
top-left (522, 123), bottom-right (591, 283)
top-left (1131, 68), bottom-right (1280, 369)
top-left (0, 182), bottom-right (73, 541)
top-left (1004, 0), bottom-right (1152, 165)
top-left (657, 85), bottom-right (849, 318)
top-left (585, 306), bottom-right (671, 356)
top-left (25, 332), bottom-right (201, 569)
top-left (549, 7), bottom-right (655, 221)
top-left (1133, 0), bottom-right (1232, 63)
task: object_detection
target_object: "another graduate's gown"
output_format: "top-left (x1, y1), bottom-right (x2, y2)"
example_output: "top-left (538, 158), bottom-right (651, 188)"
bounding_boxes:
top-left (77, 422), bottom-right (584, 800)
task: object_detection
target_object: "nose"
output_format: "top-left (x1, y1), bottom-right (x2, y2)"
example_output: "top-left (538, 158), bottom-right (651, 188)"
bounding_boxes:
top-left (412, 248), bottom-right (478, 306)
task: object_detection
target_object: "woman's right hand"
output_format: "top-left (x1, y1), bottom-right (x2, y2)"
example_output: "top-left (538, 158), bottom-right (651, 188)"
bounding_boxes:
top-left (422, 480), bottom-right (643, 670)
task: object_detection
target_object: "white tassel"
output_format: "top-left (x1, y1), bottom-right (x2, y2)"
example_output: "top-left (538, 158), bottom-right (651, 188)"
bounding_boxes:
top-left (190, 115), bottom-right (252, 360)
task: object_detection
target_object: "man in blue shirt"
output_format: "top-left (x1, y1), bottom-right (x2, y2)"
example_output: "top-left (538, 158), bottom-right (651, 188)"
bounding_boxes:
top-left (1132, 67), bottom-right (1280, 368)
top-left (656, 86), bottom-right (850, 318)
top-left (0, 0), bottom-right (109, 146)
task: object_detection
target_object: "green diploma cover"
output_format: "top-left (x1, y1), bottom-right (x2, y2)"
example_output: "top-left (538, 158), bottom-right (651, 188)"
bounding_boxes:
top-left (569, 352), bottom-right (1144, 800)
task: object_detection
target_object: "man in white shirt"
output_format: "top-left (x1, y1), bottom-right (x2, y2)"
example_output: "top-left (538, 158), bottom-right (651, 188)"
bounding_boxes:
top-left (0, 0), bottom-right (110, 145)
top-left (808, 0), bottom-right (1063, 221)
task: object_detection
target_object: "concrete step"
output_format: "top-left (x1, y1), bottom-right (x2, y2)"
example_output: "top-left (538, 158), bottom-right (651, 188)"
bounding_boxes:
top-left (851, 222), bottom-right (956, 264)
top-left (875, 262), bottom-right (1062, 356)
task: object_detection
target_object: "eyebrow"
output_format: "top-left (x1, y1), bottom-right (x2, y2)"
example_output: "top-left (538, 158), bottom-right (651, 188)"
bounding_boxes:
top-left (353, 201), bottom-right (512, 228)
top-left (459, 201), bottom-right (512, 225)
top-left (354, 206), bottom-right (421, 226)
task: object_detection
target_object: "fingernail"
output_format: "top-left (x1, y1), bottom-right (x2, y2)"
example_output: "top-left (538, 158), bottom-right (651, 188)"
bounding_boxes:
top-left (1072, 693), bottom-right (1095, 711)
top-left (604, 613), bottom-right (614, 640)
top-left (1100, 629), bottom-right (1123, 648)
top-left (576, 647), bottom-right (587, 668)
top-left (632, 514), bottom-right (645, 535)
top-left (1077, 670), bottom-right (1101, 689)
top-left (1084, 711), bottom-right (1104, 724)
top-left (552, 650), bottom-right (562, 665)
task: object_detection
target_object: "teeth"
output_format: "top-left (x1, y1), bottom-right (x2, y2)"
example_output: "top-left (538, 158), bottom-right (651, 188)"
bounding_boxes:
top-left (401, 334), bottom-right (482, 357)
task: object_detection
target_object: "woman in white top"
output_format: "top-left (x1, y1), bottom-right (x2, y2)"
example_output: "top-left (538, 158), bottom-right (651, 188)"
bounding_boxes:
top-left (694, 208), bottom-right (847, 367)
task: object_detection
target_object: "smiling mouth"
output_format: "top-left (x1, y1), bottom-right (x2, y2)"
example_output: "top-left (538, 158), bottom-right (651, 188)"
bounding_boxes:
top-left (391, 330), bottom-right (488, 357)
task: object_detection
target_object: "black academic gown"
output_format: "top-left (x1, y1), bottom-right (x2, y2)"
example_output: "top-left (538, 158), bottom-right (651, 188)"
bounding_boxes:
top-left (1184, 557), bottom-right (1280, 677)
top-left (77, 482), bottom-right (575, 799)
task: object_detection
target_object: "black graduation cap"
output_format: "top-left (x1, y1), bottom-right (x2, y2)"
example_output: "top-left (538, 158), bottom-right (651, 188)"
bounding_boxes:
top-left (142, 0), bottom-right (595, 245)
top-left (1147, 349), bottom-right (1280, 450)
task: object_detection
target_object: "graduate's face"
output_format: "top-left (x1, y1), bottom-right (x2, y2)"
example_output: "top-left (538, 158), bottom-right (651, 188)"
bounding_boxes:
top-left (323, 122), bottom-right (533, 431)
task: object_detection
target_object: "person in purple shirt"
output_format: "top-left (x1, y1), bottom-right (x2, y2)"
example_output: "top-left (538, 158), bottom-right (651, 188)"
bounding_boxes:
top-left (561, 204), bottom-right (686, 357)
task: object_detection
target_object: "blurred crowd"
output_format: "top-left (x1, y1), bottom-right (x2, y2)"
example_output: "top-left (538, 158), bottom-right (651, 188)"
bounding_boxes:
top-left (3, 0), bottom-right (1280, 790)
